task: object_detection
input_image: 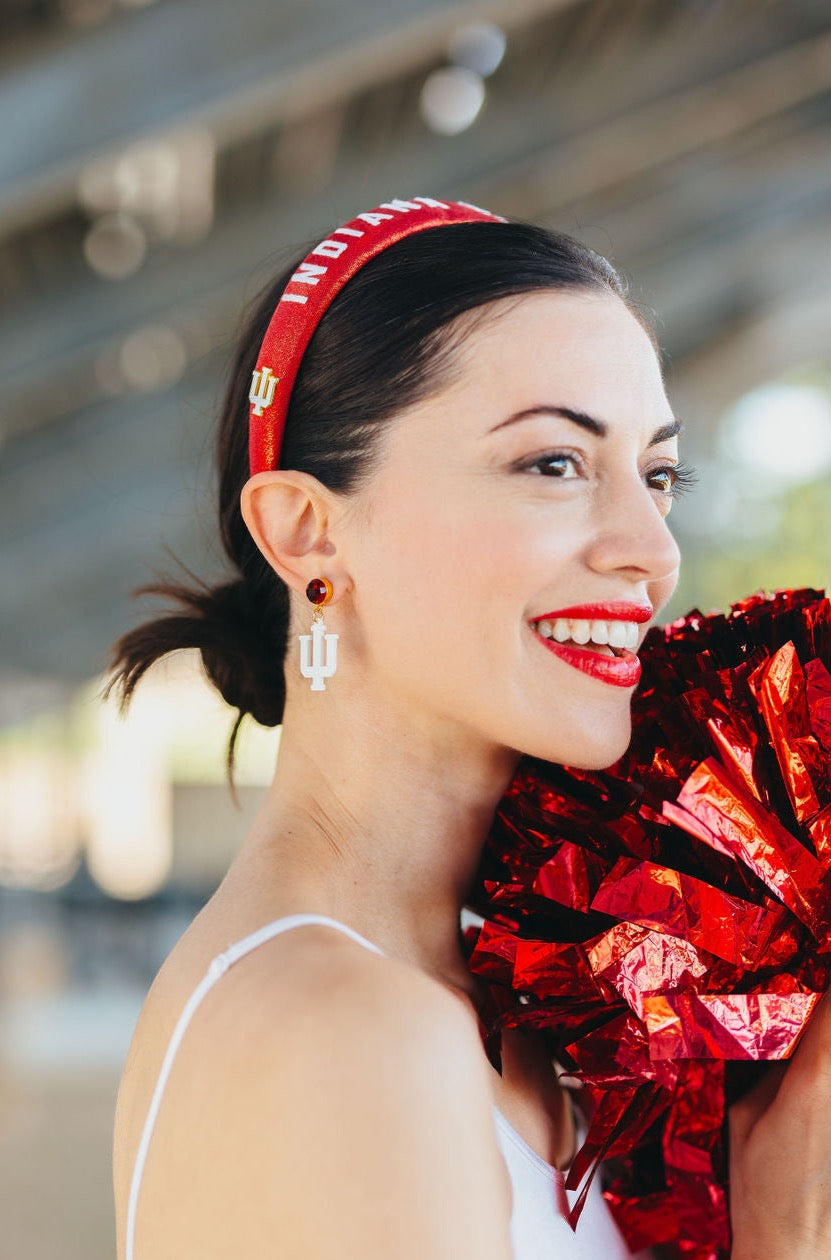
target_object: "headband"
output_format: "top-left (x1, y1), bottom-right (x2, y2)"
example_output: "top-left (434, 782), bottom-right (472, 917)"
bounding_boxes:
top-left (247, 195), bottom-right (506, 475)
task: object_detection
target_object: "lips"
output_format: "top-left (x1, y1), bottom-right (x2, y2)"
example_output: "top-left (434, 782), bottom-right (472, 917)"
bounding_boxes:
top-left (534, 635), bottom-right (642, 686)
top-left (534, 602), bottom-right (654, 624)
top-left (529, 602), bottom-right (652, 689)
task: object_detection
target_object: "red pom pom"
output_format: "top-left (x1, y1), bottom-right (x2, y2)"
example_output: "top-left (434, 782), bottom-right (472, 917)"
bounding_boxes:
top-left (465, 588), bottom-right (831, 1260)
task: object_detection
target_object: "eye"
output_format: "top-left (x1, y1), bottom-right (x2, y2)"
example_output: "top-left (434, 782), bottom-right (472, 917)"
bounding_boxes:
top-left (525, 452), bottom-right (582, 479)
top-left (645, 460), bottom-right (698, 498)
top-left (647, 466), bottom-right (675, 494)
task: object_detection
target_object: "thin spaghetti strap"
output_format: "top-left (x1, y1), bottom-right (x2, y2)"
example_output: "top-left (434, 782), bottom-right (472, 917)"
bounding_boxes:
top-left (222, 913), bottom-right (385, 964)
top-left (125, 913), bottom-right (384, 1260)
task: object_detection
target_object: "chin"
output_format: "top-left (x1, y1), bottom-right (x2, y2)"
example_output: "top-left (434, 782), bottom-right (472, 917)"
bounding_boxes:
top-left (567, 742), bottom-right (631, 772)
top-left (525, 709), bottom-right (633, 772)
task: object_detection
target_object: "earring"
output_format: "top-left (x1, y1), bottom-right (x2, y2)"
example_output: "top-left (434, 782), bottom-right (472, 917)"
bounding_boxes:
top-left (299, 578), bottom-right (339, 691)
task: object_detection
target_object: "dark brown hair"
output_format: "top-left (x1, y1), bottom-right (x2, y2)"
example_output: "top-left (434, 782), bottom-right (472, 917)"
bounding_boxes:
top-left (103, 219), bottom-right (654, 787)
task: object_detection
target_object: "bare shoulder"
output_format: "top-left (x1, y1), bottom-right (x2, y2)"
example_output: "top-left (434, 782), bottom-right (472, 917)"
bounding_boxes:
top-left (116, 924), bottom-right (512, 1260)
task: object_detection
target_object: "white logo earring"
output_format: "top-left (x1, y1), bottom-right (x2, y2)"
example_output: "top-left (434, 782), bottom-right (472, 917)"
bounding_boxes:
top-left (299, 578), bottom-right (339, 691)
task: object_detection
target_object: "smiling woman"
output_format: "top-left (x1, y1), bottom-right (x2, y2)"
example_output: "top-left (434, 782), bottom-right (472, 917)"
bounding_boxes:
top-left (102, 197), bottom-right (831, 1260)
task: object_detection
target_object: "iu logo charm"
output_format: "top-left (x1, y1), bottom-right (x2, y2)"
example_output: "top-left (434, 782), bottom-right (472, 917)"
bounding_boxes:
top-left (299, 615), bottom-right (338, 691)
top-left (249, 366), bottom-right (279, 416)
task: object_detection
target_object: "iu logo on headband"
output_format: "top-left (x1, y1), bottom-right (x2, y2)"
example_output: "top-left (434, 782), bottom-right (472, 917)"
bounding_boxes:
top-left (249, 366), bottom-right (279, 416)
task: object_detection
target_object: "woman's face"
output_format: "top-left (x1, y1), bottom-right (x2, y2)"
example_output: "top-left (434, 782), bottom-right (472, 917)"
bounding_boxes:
top-left (339, 288), bottom-right (682, 769)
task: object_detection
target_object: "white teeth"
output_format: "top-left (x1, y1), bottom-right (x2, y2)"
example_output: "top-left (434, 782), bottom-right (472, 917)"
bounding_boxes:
top-left (608, 622), bottom-right (628, 649)
top-left (533, 616), bottom-right (641, 650)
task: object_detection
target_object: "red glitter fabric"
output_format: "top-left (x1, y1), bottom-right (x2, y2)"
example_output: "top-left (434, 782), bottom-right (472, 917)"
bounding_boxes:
top-left (247, 196), bottom-right (504, 475)
top-left (464, 588), bottom-right (831, 1260)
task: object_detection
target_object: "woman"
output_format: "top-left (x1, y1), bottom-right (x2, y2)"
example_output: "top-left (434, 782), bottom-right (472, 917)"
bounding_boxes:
top-left (109, 197), bottom-right (831, 1259)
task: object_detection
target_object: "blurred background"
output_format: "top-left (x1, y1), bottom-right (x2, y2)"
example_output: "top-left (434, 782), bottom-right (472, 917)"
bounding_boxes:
top-left (3, 0), bottom-right (831, 1254)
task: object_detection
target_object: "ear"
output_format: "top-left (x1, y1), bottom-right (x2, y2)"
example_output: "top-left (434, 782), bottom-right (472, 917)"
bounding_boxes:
top-left (239, 470), bottom-right (348, 597)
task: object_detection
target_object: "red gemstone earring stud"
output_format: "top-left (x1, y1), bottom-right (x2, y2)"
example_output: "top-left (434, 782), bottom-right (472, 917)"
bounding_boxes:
top-left (299, 578), bottom-right (338, 691)
top-left (305, 577), bottom-right (333, 607)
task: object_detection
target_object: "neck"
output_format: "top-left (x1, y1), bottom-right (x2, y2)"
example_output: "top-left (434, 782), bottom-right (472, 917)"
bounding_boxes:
top-left (230, 679), bottom-right (520, 995)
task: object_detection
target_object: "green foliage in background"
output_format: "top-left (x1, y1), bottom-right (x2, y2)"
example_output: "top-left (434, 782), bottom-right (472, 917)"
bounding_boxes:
top-left (668, 473), bottom-right (831, 620)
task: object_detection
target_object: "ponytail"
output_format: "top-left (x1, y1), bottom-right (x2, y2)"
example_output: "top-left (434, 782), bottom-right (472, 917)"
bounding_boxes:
top-left (103, 259), bottom-right (299, 788)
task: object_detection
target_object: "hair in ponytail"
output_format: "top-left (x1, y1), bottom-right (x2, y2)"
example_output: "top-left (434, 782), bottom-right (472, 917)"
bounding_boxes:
top-left (103, 219), bottom-right (649, 788)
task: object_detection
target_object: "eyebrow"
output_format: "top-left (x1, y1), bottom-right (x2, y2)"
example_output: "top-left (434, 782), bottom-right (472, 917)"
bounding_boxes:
top-left (488, 405), bottom-right (683, 446)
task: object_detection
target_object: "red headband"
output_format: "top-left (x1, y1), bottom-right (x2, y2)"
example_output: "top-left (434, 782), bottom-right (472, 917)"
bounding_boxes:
top-left (247, 195), bottom-right (506, 475)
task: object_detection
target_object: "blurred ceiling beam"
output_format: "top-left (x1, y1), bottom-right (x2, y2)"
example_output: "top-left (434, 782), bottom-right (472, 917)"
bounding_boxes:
top-left (0, 0), bottom-right (579, 241)
top-left (5, 8), bottom-right (831, 443)
top-left (466, 27), bottom-right (831, 217)
top-left (669, 258), bottom-right (831, 435)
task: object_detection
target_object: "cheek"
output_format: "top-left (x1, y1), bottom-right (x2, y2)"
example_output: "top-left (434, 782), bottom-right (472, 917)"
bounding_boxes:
top-left (352, 486), bottom-right (530, 666)
top-left (651, 560), bottom-right (681, 616)
top-left (356, 487), bottom-right (576, 687)
top-left (389, 496), bottom-right (559, 618)
top-left (349, 492), bottom-right (460, 657)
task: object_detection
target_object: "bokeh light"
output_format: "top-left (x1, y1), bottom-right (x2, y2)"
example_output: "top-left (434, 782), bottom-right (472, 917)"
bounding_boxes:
top-left (82, 212), bottom-right (147, 279)
top-left (447, 22), bottom-right (507, 77)
top-left (118, 324), bottom-right (188, 391)
top-left (720, 382), bottom-right (831, 486)
top-left (419, 66), bottom-right (486, 135)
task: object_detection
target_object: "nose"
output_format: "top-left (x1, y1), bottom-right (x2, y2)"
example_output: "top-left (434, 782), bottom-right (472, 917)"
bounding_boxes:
top-left (584, 475), bottom-right (681, 586)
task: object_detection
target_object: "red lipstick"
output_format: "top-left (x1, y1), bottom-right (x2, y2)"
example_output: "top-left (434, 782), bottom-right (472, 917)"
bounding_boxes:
top-left (529, 602), bottom-right (652, 689)
top-left (535, 637), bottom-right (641, 687)
top-left (534, 602), bottom-right (653, 623)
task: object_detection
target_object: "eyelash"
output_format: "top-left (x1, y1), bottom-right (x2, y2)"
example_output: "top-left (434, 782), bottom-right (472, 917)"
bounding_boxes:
top-left (521, 451), bottom-right (698, 498)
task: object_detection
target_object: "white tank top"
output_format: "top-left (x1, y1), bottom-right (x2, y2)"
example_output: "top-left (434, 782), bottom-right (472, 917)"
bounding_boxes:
top-left (125, 913), bottom-right (646, 1260)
